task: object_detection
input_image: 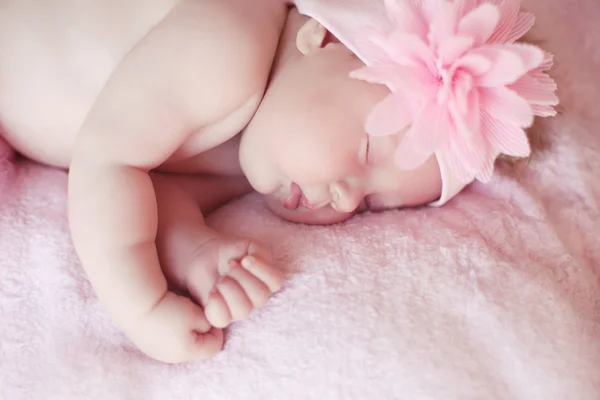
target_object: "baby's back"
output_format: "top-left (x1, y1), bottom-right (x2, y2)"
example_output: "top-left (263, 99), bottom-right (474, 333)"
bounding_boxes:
top-left (0, 0), bottom-right (177, 165)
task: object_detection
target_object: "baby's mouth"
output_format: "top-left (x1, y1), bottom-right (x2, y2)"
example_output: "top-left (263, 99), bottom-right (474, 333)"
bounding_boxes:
top-left (281, 183), bottom-right (302, 210)
top-left (300, 196), bottom-right (330, 210)
top-left (281, 183), bottom-right (330, 210)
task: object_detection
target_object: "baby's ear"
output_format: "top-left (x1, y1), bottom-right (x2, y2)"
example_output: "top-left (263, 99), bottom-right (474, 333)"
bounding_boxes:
top-left (296, 18), bottom-right (327, 55)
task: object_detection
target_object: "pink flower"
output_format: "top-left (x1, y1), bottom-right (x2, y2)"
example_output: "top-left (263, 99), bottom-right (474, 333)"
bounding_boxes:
top-left (350, 0), bottom-right (558, 184)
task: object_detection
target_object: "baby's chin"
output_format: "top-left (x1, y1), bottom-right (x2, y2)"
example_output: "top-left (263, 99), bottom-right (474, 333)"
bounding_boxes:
top-left (261, 194), bottom-right (358, 225)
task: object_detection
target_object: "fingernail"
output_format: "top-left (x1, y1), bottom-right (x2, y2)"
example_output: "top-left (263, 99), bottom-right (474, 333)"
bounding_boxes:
top-left (219, 260), bottom-right (237, 276)
top-left (241, 256), bottom-right (255, 269)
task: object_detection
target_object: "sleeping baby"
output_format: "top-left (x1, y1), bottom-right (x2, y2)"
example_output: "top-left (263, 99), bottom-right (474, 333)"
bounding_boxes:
top-left (0, 0), bottom-right (557, 363)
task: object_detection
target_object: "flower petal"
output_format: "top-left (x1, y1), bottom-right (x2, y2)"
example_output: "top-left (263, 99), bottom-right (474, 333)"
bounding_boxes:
top-left (458, 3), bottom-right (501, 46)
top-left (508, 74), bottom-right (559, 106)
top-left (529, 68), bottom-right (557, 91)
top-left (538, 51), bottom-right (555, 71)
top-left (441, 137), bottom-right (478, 184)
top-left (451, 131), bottom-right (491, 182)
top-left (481, 110), bottom-right (531, 157)
top-left (487, 0), bottom-right (521, 44)
top-left (480, 87), bottom-right (533, 128)
top-left (472, 46), bottom-right (525, 87)
top-left (362, 0), bottom-right (554, 188)
top-left (447, 89), bottom-right (490, 180)
top-left (394, 100), bottom-right (443, 170)
top-left (503, 43), bottom-right (544, 71)
top-left (453, 142), bottom-right (488, 175)
top-left (450, 80), bottom-right (480, 135)
top-left (454, 0), bottom-right (481, 18)
top-left (437, 36), bottom-right (474, 66)
top-left (450, 71), bottom-right (475, 114)
top-left (484, 0), bottom-right (505, 6)
top-left (476, 155), bottom-right (497, 183)
top-left (352, 62), bottom-right (438, 105)
top-left (505, 12), bottom-right (535, 43)
top-left (384, 0), bottom-right (403, 16)
top-left (421, 0), bottom-right (447, 24)
top-left (386, 32), bottom-right (437, 72)
top-left (365, 93), bottom-right (413, 136)
top-left (454, 53), bottom-right (492, 76)
top-left (398, 65), bottom-right (440, 103)
top-left (429, 1), bottom-right (461, 49)
top-left (531, 104), bottom-right (558, 118)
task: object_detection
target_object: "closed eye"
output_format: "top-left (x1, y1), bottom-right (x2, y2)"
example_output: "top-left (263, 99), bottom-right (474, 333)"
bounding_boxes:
top-left (359, 136), bottom-right (371, 165)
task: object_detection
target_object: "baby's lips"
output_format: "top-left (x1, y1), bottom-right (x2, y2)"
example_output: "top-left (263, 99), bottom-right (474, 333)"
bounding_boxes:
top-left (281, 183), bottom-right (302, 210)
top-left (263, 193), bottom-right (357, 225)
top-left (300, 195), bottom-right (330, 210)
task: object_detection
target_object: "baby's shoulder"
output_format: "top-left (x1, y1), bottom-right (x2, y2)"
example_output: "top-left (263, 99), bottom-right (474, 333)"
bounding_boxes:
top-left (147, 0), bottom-right (289, 168)
top-left (153, 0), bottom-right (287, 118)
top-left (172, 0), bottom-right (286, 85)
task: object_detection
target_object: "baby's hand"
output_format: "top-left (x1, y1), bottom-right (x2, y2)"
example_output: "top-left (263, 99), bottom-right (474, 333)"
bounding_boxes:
top-left (124, 237), bottom-right (283, 363)
top-left (129, 292), bottom-right (224, 363)
top-left (182, 237), bottom-right (284, 329)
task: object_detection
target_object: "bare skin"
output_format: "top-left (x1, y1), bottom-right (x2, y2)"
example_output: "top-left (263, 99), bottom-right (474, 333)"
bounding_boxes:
top-left (1, 0), bottom-right (288, 363)
top-left (0, 0), bottom-right (442, 363)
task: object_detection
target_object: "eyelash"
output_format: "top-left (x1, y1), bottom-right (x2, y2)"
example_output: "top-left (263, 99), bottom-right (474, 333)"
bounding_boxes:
top-left (363, 137), bottom-right (372, 165)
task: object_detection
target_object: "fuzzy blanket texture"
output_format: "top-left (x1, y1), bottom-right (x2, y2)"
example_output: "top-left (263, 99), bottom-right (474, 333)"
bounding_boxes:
top-left (1, 0), bottom-right (599, 399)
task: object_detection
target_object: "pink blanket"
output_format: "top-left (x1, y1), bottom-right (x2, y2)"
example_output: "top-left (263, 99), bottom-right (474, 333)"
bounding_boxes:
top-left (1, 1), bottom-right (599, 399)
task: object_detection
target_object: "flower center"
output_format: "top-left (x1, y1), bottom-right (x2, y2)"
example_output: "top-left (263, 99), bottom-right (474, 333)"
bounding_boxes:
top-left (436, 61), bottom-right (455, 105)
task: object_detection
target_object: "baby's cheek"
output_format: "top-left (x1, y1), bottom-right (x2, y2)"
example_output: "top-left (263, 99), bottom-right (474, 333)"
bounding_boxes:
top-left (275, 135), bottom-right (357, 183)
top-left (240, 135), bottom-right (281, 194)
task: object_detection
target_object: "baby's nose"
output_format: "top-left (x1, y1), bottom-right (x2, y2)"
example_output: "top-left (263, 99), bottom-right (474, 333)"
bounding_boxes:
top-left (330, 182), bottom-right (363, 213)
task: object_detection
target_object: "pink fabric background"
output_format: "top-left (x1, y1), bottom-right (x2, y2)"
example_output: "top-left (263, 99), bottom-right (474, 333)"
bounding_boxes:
top-left (1, 0), bottom-right (599, 399)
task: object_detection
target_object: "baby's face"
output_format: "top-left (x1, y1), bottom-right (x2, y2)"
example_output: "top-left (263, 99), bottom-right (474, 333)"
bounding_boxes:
top-left (239, 21), bottom-right (442, 224)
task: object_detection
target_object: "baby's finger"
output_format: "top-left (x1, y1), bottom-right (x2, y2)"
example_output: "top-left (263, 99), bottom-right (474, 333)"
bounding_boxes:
top-left (136, 292), bottom-right (224, 363)
top-left (205, 289), bottom-right (233, 329)
top-left (216, 277), bottom-right (253, 322)
top-left (228, 262), bottom-right (271, 308)
top-left (240, 255), bottom-right (284, 292)
top-left (146, 291), bottom-right (213, 333)
top-left (191, 326), bottom-right (224, 360)
top-left (247, 241), bottom-right (273, 264)
top-left (184, 295), bottom-right (215, 334)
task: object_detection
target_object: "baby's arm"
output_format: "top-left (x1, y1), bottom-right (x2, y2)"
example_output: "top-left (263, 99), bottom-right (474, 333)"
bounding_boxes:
top-left (68, 2), bottom-right (263, 362)
top-left (152, 173), bottom-right (282, 329)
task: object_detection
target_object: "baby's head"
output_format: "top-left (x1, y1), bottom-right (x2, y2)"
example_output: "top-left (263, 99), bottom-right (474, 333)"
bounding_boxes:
top-left (239, 1), bottom-right (558, 224)
top-left (240, 7), bottom-right (442, 224)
